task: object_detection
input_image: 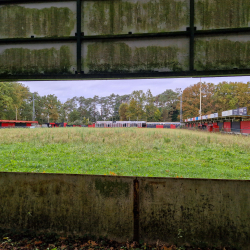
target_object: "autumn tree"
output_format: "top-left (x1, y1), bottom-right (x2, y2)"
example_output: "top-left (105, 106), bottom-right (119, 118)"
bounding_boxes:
top-left (181, 82), bottom-right (215, 119)
top-left (213, 81), bottom-right (250, 113)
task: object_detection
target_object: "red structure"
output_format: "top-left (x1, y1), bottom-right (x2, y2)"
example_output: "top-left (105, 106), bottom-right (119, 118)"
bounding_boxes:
top-left (223, 122), bottom-right (231, 132)
top-left (156, 125), bottom-right (163, 128)
top-left (0, 120), bottom-right (38, 128)
top-left (49, 123), bottom-right (67, 128)
top-left (241, 121), bottom-right (250, 134)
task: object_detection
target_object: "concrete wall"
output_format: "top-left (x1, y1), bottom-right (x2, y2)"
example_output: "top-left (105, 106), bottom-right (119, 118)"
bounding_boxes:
top-left (83, 37), bottom-right (189, 74)
top-left (0, 173), bottom-right (134, 242)
top-left (194, 0), bottom-right (250, 30)
top-left (82, 0), bottom-right (189, 35)
top-left (0, 0), bottom-right (250, 77)
top-left (1, 172), bottom-right (250, 248)
top-left (139, 177), bottom-right (250, 248)
top-left (0, 43), bottom-right (76, 75)
top-left (194, 34), bottom-right (250, 71)
top-left (0, 2), bottom-right (76, 38)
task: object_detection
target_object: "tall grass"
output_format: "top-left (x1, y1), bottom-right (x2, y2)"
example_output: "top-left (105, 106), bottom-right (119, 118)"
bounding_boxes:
top-left (0, 127), bottom-right (250, 179)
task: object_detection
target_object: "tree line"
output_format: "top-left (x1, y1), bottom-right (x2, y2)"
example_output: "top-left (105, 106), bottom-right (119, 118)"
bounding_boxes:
top-left (181, 81), bottom-right (250, 119)
top-left (0, 81), bottom-right (249, 124)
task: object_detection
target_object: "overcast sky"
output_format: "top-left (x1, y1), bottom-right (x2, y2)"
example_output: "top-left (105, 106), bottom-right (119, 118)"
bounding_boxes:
top-left (21, 76), bottom-right (250, 103)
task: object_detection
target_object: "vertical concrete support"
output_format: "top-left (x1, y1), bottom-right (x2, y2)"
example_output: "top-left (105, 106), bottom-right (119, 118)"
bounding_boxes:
top-left (0, 173), bottom-right (134, 242)
top-left (138, 177), bottom-right (250, 248)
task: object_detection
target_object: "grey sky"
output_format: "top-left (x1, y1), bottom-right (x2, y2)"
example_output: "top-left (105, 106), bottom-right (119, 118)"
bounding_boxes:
top-left (21, 76), bottom-right (250, 103)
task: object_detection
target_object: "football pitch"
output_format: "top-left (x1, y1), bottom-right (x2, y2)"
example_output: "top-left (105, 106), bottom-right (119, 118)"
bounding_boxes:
top-left (0, 127), bottom-right (249, 180)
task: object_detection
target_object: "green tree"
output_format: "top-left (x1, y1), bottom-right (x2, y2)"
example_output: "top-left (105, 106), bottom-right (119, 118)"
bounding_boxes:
top-left (145, 89), bottom-right (157, 121)
top-left (154, 109), bottom-right (162, 122)
top-left (69, 109), bottom-right (80, 122)
top-left (44, 95), bottom-right (61, 123)
top-left (157, 89), bottom-right (179, 122)
top-left (126, 98), bottom-right (137, 120)
top-left (11, 83), bottom-right (30, 120)
top-left (128, 90), bottom-right (146, 120)
top-left (0, 82), bottom-right (14, 119)
top-left (119, 103), bottom-right (129, 121)
top-left (63, 97), bottom-right (78, 122)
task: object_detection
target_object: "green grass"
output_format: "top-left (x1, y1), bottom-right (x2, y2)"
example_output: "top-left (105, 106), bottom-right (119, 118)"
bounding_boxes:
top-left (0, 127), bottom-right (250, 179)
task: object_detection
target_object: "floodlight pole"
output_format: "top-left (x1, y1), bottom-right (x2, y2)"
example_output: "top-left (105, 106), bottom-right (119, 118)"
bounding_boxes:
top-left (180, 89), bottom-right (183, 123)
top-left (32, 93), bottom-right (35, 121)
top-left (200, 78), bottom-right (202, 119)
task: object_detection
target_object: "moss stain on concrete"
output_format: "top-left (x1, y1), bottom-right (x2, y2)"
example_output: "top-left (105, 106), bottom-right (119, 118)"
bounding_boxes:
top-left (194, 39), bottom-right (250, 70)
top-left (0, 5), bottom-right (75, 38)
top-left (84, 0), bottom-right (188, 35)
top-left (95, 179), bottom-right (130, 198)
top-left (195, 0), bottom-right (250, 29)
top-left (86, 42), bottom-right (184, 73)
top-left (0, 46), bottom-right (73, 75)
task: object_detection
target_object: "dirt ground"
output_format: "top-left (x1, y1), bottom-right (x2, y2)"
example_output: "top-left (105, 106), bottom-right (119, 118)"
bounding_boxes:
top-left (0, 228), bottom-right (235, 250)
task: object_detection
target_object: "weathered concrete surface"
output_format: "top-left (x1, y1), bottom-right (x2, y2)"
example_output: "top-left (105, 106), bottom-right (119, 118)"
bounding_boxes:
top-left (0, 43), bottom-right (76, 75)
top-left (195, 0), bottom-right (250, 30)
top-left (82, 0), bottom-right (189, 36)
top-left (0, 2), bottom-right (76, 38)
top-left (1, 173), bottom-right (250, 248)
top-left (194, 34), bottom-right (250, 71)
top-left (83, 38), bottom-right (189, 74)
top-left (0, 173), bottom-right (134, 241)
top-left (138, 177), bottom-right (250, 248)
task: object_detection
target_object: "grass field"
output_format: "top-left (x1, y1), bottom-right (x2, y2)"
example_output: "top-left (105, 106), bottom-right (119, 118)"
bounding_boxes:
top-left (0, 127), bottom-right (250, 179)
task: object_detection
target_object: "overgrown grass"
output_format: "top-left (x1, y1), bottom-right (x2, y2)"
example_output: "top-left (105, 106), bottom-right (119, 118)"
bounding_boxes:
top-left (0, 127), bottom-right (250, 179)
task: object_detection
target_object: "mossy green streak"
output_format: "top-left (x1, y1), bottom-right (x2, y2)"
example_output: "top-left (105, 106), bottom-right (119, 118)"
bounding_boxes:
top-left (0, 46), bottom-right (73, 75)
top-left (95, 179), bottom-right (130, 197)
top-left (0, 5), bottom-right (75, 38)
top-left (86, 42), bottom-right (184, 73)
top-left (195, 39), bottom-right (250, 71)
top-left (195, 0), bottom-right (250, 29)
top-left (83, 0), bottom-right (188, 35)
